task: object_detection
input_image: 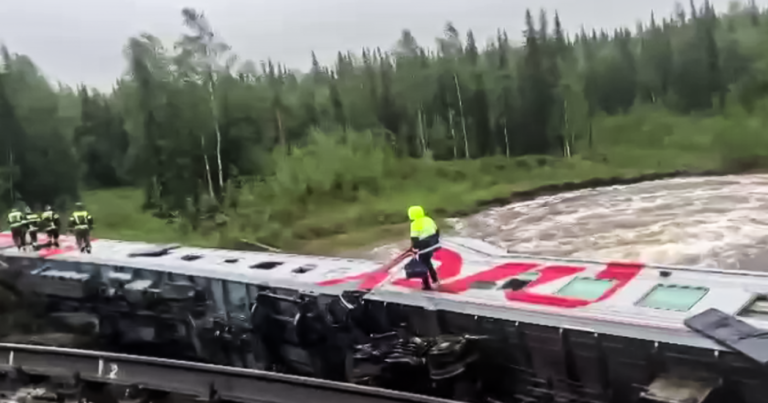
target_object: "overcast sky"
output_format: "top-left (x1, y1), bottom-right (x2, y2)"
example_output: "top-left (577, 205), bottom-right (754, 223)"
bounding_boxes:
top-left (0, 0), bottom-right (756, 89)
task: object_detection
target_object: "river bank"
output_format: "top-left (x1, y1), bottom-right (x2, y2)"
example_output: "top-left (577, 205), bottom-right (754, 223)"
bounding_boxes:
top-left (81, 105), bottom-right (768, 256)
top-left (84, 160), bottom-right (733, 257)
top-left (297, 167), bottom-right (735, 258)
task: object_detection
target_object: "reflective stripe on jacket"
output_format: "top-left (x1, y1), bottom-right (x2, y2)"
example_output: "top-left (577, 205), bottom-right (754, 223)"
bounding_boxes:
top-left (41, 211), bottom-right (59, 228)
top-left (7, 212), bottom-right (23, 227)
top-left (71, 211), bottom-right (91, 228)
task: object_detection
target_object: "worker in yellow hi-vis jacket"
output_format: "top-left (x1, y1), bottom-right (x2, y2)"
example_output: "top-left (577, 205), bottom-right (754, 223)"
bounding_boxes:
top-left (69, 202), bottom-right (94, 253)
top-left (7, 207), bottom-right (25, 250)
top-left (41, 205), bottom-right (61, 248)
top-left (407, 205), bottom-right (440, 290)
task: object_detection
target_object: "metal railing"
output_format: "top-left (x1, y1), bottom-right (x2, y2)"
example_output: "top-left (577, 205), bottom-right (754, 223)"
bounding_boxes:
top-left (0, 343), bottom-right (458, 403)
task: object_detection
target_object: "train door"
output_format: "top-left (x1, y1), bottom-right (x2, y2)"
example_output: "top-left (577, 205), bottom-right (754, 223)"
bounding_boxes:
top-left (221, 280), bottom-right (267, 369)
top-left (154, 272), bottom-right (206, 359)
top-left (188, 277), bottom-right (229, 365)
top-left (94, 265), bottom-right (133, 346)
top-left (120, 268), bottom-right (164, 346)
top-left (221, 280), bottom-right (247, 367)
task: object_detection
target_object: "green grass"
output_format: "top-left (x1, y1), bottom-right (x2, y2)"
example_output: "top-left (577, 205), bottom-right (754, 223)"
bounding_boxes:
top-left (83, 104), bottom-right (767, 256)
top-left (85, 188), bottom-right (217, 247)
top-left (83, 154), bottom-right (718, 255)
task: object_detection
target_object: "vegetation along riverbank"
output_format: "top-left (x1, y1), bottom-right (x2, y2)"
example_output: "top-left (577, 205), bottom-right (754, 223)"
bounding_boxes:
top-left (3, 2), bottom-right (768, 255)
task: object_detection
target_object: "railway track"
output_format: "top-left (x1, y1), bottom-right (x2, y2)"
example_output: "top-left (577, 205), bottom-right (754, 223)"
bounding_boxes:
top-left (0, 343), bottom-right (459, 403)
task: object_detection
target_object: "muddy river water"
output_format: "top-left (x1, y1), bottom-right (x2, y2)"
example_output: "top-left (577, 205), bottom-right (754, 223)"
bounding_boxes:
top-left (369, 174), bottom-right (768, 271)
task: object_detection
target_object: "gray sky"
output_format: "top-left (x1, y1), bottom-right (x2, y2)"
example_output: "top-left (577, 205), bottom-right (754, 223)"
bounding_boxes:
top-left (0, 0), bottom-right (751, 89)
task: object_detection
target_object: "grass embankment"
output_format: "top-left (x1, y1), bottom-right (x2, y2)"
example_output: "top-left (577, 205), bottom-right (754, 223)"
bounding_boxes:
top-left (83, 105), bottom-right (766, 255)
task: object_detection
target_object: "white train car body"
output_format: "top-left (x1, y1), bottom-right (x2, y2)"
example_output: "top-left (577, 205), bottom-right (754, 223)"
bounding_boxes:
top-left (1, 231), bottom-right (766, 403)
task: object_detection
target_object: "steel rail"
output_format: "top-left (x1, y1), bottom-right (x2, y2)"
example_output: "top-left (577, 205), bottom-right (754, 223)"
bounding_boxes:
top-left (0, 343), bottom-right (458, 403)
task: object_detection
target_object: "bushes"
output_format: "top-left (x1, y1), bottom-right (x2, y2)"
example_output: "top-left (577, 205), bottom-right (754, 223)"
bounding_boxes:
top-left (713, 100), bottom-right (768, 170)
top-left (269, 128), bottom-right (395, 204)
top-left (84, 112), bottom-right (765, 254)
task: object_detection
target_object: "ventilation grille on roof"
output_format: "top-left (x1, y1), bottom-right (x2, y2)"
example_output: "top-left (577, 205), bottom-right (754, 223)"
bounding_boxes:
top-left (128, 244), bottom-right (181, 257)
top-left (250, 261), bottom-right (283, 270)
top-left (224, 258), bottom-right (239, 264)
top-left (181, 254), bottom-right (202, 261)
top-left (292, 264), bottom-right (317, 274)
top-left (469, 281), bottom-right (498, 290)
top-left (500, 272), bottom-right (540, 291)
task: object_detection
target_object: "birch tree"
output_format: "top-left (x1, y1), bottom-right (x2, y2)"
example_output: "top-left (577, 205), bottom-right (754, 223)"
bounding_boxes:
top-left (177, 8), bottom-right (230, 196)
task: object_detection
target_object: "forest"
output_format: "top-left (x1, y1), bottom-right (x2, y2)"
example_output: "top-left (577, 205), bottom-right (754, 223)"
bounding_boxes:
top-left (1, 1), bottom-right (768, 252)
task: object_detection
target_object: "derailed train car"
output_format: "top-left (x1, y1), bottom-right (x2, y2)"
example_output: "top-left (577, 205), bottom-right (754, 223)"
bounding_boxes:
top-left (1, 232), bottom-right (768, 403)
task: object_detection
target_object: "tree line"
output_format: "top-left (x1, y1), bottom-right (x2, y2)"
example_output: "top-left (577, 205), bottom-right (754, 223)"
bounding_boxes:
top-left (0, 1), bottom-right (766, 226)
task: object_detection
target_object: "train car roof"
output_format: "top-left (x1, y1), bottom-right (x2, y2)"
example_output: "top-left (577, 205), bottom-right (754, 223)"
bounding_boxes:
top-left (3, 231), bottom-right (768, 350)
top-left (0, 232), bottom-right (382, 293)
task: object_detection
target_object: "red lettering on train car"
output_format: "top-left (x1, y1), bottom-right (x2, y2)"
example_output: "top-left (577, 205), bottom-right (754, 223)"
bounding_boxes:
top-left (316, 252), bottom-right (407, 289)
top-left (316, 247), bottom-right (643, 307)
top-left (391, 248), bottom-right (463, 289)
top-left (438, 262), bottom-right (540, 293)
top-left (0, 233), bottom-right (13, 248)
top-left (504, 262), bottom-right (643, 308)
top-left (318, 248), bottom-right (464, 290)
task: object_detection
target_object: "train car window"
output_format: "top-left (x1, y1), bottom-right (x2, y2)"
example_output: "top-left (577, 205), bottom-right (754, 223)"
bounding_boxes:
top-left (247, 284), bottom-right (260, 298)
top-left (191, 276), bottom-right (209, 288)
top-left (225, 281), bottom-right (249, 316)
top-left (636, 284), bottom-right (709, 312)
top-left (79, 262), bottom-right (98, 276)
top-left (47, 261), bottom-right (78, 273)
top-left (555, 277), bottom-right (618, 300)
top-left (100, 265), bottom-right (133, 282)
top-left (209, 279), bottom-right (227, 315)
top-left (738, 295), bottom-right (768, 321)
top-left (168, 272), bottom-right (194, 284)
top-left (131, 268), bottom-right (162, 287)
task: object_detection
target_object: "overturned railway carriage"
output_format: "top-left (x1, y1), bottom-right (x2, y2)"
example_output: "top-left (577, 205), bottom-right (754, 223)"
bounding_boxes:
top-left (1, 232), bottom-right (768, 403)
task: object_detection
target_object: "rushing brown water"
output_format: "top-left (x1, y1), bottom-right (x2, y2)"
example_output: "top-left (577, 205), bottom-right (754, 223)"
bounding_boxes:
top-left (369, 174), bottom-right (768, 271)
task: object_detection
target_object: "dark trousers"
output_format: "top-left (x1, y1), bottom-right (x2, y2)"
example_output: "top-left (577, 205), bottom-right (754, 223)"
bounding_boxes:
top-left (10, 227), bottom-right (25, 248)
top-left (28, 228), bottom-right (38, 244)
top-left (418, 251), bottom-right (439, 290)
top-left (46, 228), bottom-right (60, 246)
top-left (74, 227), bottom-right (91, 251)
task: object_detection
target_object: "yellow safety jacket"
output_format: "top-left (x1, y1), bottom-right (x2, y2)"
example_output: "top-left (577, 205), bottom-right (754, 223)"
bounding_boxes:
top-left (41, 211), bottom-right (60, 229)
top-left (7, 212), bottom-right (24, 229)
top-left (26, 213), bottom-right (40, 230)
top-left (408, 206), bottom-right (439, 250)
top-left (70, 211), bottom-right (92, 230)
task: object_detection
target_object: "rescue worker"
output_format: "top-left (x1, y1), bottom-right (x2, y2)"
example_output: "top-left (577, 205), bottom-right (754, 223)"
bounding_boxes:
top-left (41, 205), bottom-right (61, 248)
top-left (407, 205), bottom-right (440, 290)
top-left (69, 202), bottom-right (93, 253)
top-left (24, 206), bottom-right (40, 248)
top-left (7, 207), bottom-right (26, 250)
